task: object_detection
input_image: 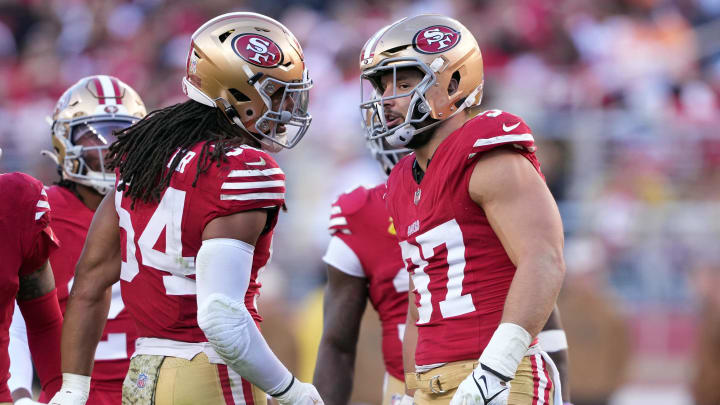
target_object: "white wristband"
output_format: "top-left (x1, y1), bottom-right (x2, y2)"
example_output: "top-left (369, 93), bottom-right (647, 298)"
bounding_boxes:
top-left (537, 329), bottom-right (568, 353)
top-left (479, 323), bottom-right (532, 380)
top-left (61, 373), bottom-right (91, 393)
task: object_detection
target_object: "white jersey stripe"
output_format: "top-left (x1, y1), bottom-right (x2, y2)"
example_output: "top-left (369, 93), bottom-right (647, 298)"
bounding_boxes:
top-left (220, 192), bottom-right (284, 201)
top-left (40, 189), bottom-right (47, 197)
top-left (221, 180), bottom-right (284, 190)
top-left (330, 206), bottom-right (342, 215)
top-left (35, 211), bottom-right (46, 220)
top-left (473, 133), bottom-right (534, 148)
top-left (329, 217), bottom-right (347, 227)
top-left (97, 76), bottom-right (117, 105)
top-left (36, 200), bottom-right (50, 209)
top-left (228, 168), bottom-right (284, 177)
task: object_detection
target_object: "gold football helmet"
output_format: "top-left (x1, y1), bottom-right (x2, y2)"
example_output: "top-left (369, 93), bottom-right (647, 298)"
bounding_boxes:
top-left (182, 12), bottom-right (312, 152)
top-left (359, 15), bottom-right (484, 147)
top-left (48, 75), bottom-right (146, 195)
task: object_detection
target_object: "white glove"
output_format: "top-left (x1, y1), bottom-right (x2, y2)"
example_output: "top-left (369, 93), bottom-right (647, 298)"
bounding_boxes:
top-left (274, 378), bottom-right (323, 405)
top-left (14, 398), bottom-right (44, 405)
top-left (48, 373), bottom-right (90, 405)
top-left (449, 367), bottom-right (510, 405)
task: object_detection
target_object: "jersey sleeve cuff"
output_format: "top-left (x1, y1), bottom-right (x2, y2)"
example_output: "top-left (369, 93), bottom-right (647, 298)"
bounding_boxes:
top-left (322, 236), bottom-right (366, 278)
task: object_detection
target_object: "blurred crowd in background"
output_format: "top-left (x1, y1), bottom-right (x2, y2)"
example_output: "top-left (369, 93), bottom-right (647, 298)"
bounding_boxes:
top-left (1, 0), bottom-right (719, 404)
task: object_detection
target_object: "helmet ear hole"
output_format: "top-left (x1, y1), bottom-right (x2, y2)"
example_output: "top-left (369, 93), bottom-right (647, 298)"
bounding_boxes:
top-left (218, 30), bottom-right (234, 43)
top-left (229, 88), bottom-right (250, 102)
top-left (448, 71), bottom-right (461, 95)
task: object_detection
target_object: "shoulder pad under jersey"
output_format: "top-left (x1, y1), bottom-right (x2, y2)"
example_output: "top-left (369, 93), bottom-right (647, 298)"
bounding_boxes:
top-left (328, 185), bottom-right (371, 235)
top-left (464, 109), bottom-right (536, 159)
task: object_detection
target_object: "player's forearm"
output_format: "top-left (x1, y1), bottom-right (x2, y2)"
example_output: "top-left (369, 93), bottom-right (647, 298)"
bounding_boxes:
top-left (313, 341), bottom-right (356, 405)
top-left (402, 298), bottom-right (419, 396)
top-left (196, 238), bottom-right (293, 395)
top-left (61, 285), bottom-right (111, 375)
top-left (402, 316), bottom-right (417, 376)
top-left (501, 253), bottom-right (565, 337)
top-left (8, 302), bottom-right (34, 396)
top-left (18, 289), bottom-right (63, 397)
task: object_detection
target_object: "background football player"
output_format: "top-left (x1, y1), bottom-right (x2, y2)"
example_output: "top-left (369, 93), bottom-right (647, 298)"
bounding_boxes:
top-left (314, 113), bottom-right (571, 404)
top-left (8, 75), bottom-right (145, 404)
top-left (0, 168), bottom-right (63, 405)
top-left (359, 15), bottom-right (565, 405)
top-left (49, 12), bottom-right (322, 405)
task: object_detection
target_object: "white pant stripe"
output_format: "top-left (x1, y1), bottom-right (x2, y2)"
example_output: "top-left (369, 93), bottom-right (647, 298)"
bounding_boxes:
top-left (226, 367), bottom-right (246, 404)
top-left (534, 353), bottom-right (549, 405)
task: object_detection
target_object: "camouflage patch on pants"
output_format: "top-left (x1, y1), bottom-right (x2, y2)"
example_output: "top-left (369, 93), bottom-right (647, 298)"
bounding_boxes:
top-left (122, 354), bottom-right (165, 405)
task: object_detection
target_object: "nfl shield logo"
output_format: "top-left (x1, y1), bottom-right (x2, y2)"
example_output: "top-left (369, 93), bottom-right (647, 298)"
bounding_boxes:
top-left (414, 188), bottom-right (422, 205)
top-left (137, 373), bottom-right (147, 388)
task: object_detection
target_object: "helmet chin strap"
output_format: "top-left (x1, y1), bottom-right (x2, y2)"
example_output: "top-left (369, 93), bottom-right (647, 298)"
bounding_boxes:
top-left (391, 84), bottom-right (483, 147)
top-left (387, 124), bottom-right (415, 147)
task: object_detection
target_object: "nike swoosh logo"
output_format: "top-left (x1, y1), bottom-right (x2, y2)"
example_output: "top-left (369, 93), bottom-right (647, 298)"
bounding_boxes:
top-left (502, 122), bottom-right (520, 132)
top-left (473, 373), bottom-right (507, 404)
top-left (247, 157), bottom-right (266, 166)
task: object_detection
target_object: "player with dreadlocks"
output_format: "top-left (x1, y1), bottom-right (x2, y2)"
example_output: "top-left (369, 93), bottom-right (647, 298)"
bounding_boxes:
top-left (107, 99), bottom-right (252, 205)
top-left (50, 12), bottom-right (323, 405)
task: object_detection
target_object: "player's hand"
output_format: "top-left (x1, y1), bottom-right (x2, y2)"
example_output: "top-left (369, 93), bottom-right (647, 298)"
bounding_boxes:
top-left (449, 367), bottom-right (510, 405)
top-left (48, 373), bottom-right (90, 405)
top-left (274, 378), bottom-right (324, 405)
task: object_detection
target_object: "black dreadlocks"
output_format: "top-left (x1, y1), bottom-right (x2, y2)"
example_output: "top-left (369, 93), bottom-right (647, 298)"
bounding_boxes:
top-left (107, 100), bottom-right (259, 206)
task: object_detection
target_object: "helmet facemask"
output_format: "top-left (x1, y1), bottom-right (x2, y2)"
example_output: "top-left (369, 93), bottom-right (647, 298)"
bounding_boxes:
top-left (240, 67), bottom-right (312, 152)
top-left (362, 103), bottom-right (411, 175)
top-left (360, 58), bottom-right (436, 148)
top-left (50, 116), bottom-right (138, 195)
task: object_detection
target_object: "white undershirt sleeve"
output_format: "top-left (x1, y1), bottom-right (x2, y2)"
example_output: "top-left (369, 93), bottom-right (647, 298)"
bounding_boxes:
top-left (8, 301), bottom-right (34, 395)
top-left (195, 238), bottom-right (293, 396)
top-left (322, 236), bottom-right (366, 278)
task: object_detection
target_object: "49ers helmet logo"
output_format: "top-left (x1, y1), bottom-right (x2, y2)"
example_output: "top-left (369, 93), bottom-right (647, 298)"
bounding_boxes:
top-left (413, 25), bottom-right (461, 54)
top-left (232, 33), bottom-right (283, 67)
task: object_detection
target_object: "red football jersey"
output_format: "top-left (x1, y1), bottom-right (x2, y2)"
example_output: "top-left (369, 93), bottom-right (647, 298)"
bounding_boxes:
top-left (0, 173), bottom-right (58, 402)
top-left (46, 185), bottom-right (137, 393)
top-left (116, 143), bottom-right (283, 342)
top-left (325, 183), bottom-right (408, 380)
top-left (385, 110), bottom-right (542, 367)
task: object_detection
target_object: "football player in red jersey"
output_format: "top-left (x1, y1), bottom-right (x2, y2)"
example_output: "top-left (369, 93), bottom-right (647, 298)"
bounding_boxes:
top-left (49, 12), bottom-right (321, 405)
top-left (314, 128), bottom-right (571, 404)
top-left (359, 15), bottom-right (566, 405)
top-left (8, 75), bottom-right (145, 405)
top-left (0, 168), bottom-right (63, 404)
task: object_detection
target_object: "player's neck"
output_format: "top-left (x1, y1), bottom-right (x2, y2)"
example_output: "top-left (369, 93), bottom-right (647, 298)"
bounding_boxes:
top-left (75, 184), bottom-right (103, 211)
top-left (413, 112), bottom-right (468, 170)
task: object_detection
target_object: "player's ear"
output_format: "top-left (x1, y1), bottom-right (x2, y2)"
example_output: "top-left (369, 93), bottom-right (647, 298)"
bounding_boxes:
top-left (448, 71), bottom-right (460, 95)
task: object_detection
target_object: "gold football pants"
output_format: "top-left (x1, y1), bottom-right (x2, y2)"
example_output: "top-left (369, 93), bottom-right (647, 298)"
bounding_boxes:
top-left (124, 353), bottom-right (267, 405)
top-left (407, 355), bottom-right (555, 405)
